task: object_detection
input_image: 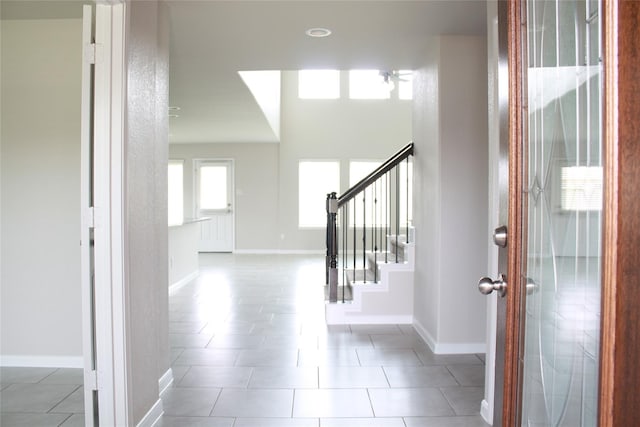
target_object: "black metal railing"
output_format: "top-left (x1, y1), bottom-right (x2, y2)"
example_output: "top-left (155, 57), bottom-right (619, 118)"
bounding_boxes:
top-left (326, 142), bottom-right (414, 303)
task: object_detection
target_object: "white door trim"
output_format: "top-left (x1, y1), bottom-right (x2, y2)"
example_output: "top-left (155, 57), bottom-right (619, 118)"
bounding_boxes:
top-left (93, 2), bottom-right (131, 425)
top-left (80, 5), bottom-right (97, 426)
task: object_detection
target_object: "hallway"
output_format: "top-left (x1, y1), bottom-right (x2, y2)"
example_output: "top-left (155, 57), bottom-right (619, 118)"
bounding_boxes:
top-left (159, 254), bottom-right (489, 426)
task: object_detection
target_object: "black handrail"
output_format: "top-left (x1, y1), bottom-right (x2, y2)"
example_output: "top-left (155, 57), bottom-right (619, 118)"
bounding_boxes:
top-left (338, 142), bottom-right (414, 207)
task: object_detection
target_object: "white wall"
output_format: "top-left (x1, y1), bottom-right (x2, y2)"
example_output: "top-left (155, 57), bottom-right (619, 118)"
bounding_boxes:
top-left (169, 222), bottom-right (200, 288)
top-left (124, 2), bottom-right (170, 423)
top-left (412, 36), bottom-right (489, 353)
top-left (0, 18), bottom-right (83, 366)
top-left (169, 70), bottom-right (412, 252)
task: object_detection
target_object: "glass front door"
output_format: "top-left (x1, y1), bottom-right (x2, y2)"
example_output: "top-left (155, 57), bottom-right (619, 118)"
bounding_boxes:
top-left (520, 0), bottom-right (602, 425)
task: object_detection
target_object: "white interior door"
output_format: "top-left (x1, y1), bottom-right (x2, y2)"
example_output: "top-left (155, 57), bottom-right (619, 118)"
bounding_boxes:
top-left (195, 159), bottom-right (235, 252)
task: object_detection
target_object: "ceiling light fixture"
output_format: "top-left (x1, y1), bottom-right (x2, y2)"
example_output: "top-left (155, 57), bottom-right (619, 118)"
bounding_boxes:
top-left (305, 27), bottom-right (332, 38)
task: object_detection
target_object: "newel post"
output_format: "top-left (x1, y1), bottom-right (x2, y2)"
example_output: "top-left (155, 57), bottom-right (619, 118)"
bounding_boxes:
top-left (326, 192), bottom-right (338, 302)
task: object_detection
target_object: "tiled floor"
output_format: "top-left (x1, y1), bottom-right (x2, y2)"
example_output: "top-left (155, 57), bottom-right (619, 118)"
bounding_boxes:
top-left (0, 254), bottom-right (490, 427)
top-left (159, 254), bottom-right (490, 426)
top-left (0, 367), bottom-right (84, 426)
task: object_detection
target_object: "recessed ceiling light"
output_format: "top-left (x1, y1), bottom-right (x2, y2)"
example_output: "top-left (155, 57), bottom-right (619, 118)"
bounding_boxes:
top-left (306, 27), bottom-right (331, 38)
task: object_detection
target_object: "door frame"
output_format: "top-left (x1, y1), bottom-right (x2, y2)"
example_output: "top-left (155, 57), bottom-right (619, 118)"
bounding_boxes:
top-left (599, 0), bottom-right (640, 425)
top-left (501, 0), bottom-right (640, 425)
top-left (90, 1), bottom-right (131, 425)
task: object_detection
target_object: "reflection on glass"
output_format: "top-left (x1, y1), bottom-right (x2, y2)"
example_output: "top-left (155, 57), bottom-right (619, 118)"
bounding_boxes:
top-left (521, 0), bottom-right (602, 426)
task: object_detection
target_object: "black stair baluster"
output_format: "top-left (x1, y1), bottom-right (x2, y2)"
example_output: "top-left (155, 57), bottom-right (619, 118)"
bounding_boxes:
top-left (395, 166), bottom-right (399, 264)
top-left (385, 172), bottom-right (389, 263)
top-left (373, 180), bottom-right (378, 283)
top-left (362, 189), bottom-right (366, 283)
top-left (342, 204), bottom-right (347, 303)
top-left (406, 157), bottom-right (410, 244)
top-left (353, 198), bottom-right (356, 279)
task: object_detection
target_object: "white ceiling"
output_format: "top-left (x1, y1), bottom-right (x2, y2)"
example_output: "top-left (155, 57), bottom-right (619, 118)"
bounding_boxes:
top-left (1, 0), bottom-right (487, 144)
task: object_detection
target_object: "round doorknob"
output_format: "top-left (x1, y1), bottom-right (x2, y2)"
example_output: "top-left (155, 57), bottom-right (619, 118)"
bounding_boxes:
top-left (478, 274), bottom-right (507, 297)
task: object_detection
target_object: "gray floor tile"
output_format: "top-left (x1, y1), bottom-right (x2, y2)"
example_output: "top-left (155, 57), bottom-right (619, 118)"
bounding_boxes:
top-left (235, 349), bottom-right (299, 367)
top-left (248, 367), bottom-right (318, 388)
top-left (403, 415), bottom-right (491, 426)
top-left (170, 321), bottom-right (208, 334)
top-left (321, 418), bottom-right (406, 427)
top-left (446, 364), bottom-right (485, 386)
top-left (50, 386), bottom-right (84, 413)
top-left (211, 389), bottom-right (294, 417)
top-left (318, 333), bottom-right (374, 349)
top-left (39, 369), bottom-right (84, 385)
top-left (170, 333), bottom-right (214, 348)
top-left (383, 366), bottom-right (459, 387)
top-left (262, 334), bottom-right (319, 349)
top-left (318, 366), bottom-right (388, 388)
top-left (161, 387), bottom-right (221, 416)
top-left (59, 414), bottom-right (86, 426)
top-left (170, 365), bottom-right (191, 384)
top-left (0, 412), bottom-right (71, 426)
top-left (207, 334), bottom-right (265, 349)
top-left (370, 334), bottom-right (429, 349)
top-left (178, 366), bottom-right (252, 388)
top-left (293, 389), bottom-right (373, 418)
top-left (234, 418), bottom-right (319, 427)
top-left (349, 325), bottom-right (404, 335)
top-left (440, 386), bottom-right (485, 415)
top-left (414, 349), bottom-right (483, 366)
top-left (369, 388), bottom-right (455, 417)
top-left (356, 348), bottom-right (423, 366)
top-left (1, 383), bottom-right (79, 413)
top-left (297, 349), bottom-right (361, 367)
top-left (157, 416), bottom-right (234, 427)
top-left (173, 349), bottom-right (240, 366)
top-left (0, 367), bottom-right (56, 385)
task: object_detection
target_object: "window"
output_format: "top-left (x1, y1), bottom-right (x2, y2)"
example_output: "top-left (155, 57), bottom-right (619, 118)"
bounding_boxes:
top-left (198, 164), bottom-right (229, 210)
top-left (349, 70), bottom-right (391, 99)
top-left (298, 70), bottom-right (340, 99)
top-left (168, 160), bottom-right (184, 225)
top-left (561, 166), bottom-right (602, 211)
top-left (299, 161), bottom-right (340, 227)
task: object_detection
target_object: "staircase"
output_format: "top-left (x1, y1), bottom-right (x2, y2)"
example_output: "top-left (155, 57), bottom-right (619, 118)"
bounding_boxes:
top-left (324, 142), bottom-right (415, 325)
top-left (325, 233), bottom-right (414, 324)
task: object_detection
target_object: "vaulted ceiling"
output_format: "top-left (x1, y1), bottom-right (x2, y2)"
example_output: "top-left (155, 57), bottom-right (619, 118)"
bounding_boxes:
top-left (1, 0), bottom-right (487, 144)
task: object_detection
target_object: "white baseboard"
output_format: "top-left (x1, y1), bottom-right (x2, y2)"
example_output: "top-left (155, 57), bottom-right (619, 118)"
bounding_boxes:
top-left (136, 397), bottom-right (163, 427)
top-left (169, 270), bottom-right (199, 295)
top-left (233, 249), bottom-right (324, 255)
top-left (481, 399), bottom-right (493, 425)
top-left (413, 320), bottom-right (486, 354)
top-left (158, 368), bottom-right (174, 395)
top-left (0, 355), bottom-right (83, 368)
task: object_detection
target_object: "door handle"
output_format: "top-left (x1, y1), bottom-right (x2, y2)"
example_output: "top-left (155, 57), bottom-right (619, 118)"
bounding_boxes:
top-left (478, 274), bottom-right (507, 297)
top-left (493, 225), bottom-right (507, 247)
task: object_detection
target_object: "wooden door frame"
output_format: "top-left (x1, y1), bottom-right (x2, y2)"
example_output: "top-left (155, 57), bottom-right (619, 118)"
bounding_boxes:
top-left (599, 0), bottom-right (640, 425)
top-left (502, 0), bottom-right (640, 425)
top-left (502, 0), bottom-right (525, 424)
